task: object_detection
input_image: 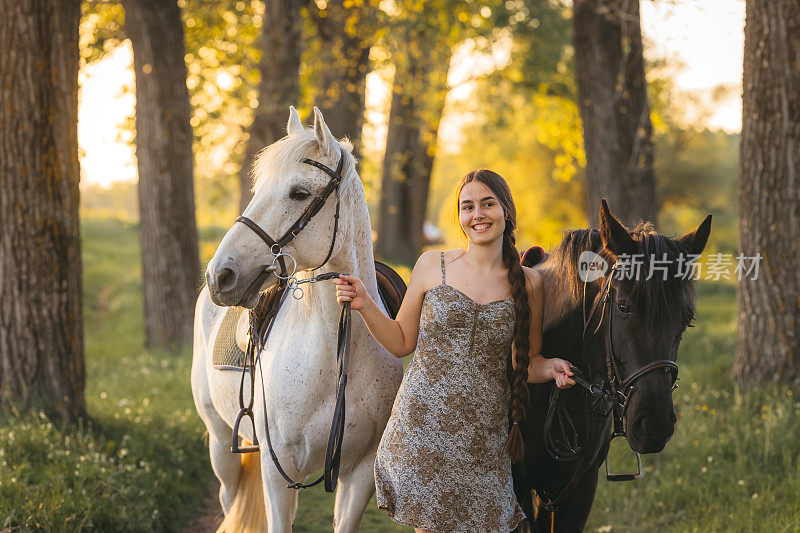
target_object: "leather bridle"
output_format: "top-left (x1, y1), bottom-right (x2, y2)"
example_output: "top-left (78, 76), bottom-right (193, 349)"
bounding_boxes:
top-left (235, 153), bottom-right (344, 277)
top-left (230, 152), bottom-right (352, 493)
top-left (537, 261), bottom-right (680, 514)
top-left (582, 263), bottom-right (679, 439)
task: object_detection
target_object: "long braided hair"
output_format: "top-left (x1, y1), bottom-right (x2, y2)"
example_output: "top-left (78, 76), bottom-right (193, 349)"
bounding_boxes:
top-left (455, 169), bottom-right (530, 462)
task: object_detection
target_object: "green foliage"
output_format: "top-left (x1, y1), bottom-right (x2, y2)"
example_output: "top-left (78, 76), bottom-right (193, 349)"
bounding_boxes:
top-left (431, 90), bottom-right (587, 251)
top-left (486, 0), bottom-right (575, 97)
top-left (426, 0), bottom-right (582, 250)
top-left (80, 1), bottom-right (126, 66)
top-left (182, 0), bottom-right (263, 216)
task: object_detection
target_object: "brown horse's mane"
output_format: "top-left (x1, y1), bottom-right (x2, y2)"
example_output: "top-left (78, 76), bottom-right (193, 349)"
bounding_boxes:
top-left (535, 222), bottom-right (697, 335)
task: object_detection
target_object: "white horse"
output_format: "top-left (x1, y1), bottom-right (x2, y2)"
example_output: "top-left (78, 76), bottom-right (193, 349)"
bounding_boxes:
top-left (192, 106), bottom-right (403, 532)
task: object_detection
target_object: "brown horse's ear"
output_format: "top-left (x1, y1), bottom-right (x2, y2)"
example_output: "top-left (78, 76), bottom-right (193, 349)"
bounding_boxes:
top-left (678, 214), bottom-right (713, 256)
top-left (599, 199), bottom-right (637, 257)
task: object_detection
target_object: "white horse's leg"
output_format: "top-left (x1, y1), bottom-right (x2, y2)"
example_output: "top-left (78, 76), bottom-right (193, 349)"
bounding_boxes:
top-left (192, 364), bottom-right (242, 512)
top-left (332, 450), bottom-right (378, 533)
top-left (261, 466), bottom-right (300, 533)
top-left (192, 288), bottom-right (243, 513)
top-left (208, 424), bottom-right (242, 512)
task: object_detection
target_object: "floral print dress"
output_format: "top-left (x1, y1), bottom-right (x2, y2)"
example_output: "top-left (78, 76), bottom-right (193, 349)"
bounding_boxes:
top-left (374, 252), bottom-right (527, 532)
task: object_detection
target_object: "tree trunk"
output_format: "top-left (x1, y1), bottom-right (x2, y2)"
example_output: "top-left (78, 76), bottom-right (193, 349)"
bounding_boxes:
top-left (123, 0), bottom-right (200, 347)
top-left (572, 0), bottom-right (657, 227)
top-left (237, 0), bottom-right (302, 213)
top-left (376, 33), bottom-right (452, 265)
top-left (307, 1), bottom-right (376, 158)
top-left (0, 0), bottom-right (85, 422)
top-left (734, 1), bottom-right (800, 383)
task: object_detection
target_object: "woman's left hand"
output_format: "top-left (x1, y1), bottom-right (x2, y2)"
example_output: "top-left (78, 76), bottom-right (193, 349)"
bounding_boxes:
top-left (552, 359), bottom-right (576, 389)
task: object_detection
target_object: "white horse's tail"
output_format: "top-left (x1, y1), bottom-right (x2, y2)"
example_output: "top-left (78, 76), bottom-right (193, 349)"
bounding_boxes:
top-left (217, 447), bottom-right (267, 533)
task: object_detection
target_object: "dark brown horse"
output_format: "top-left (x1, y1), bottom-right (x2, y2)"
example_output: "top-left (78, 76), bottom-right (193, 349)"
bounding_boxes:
top-left (513, 200), bottom-right (712, 532)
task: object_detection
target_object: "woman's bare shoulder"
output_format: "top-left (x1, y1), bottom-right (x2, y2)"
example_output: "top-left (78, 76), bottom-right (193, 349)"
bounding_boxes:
top-left (414, 249), bottom-right (442, 271)
top-left (408, 250), bottom-right (444, 289)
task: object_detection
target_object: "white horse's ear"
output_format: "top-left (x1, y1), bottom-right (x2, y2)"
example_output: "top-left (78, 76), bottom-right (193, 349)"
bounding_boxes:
top-left (287, 106), bottom-right (304, 136)
top-left (313, 106), bottom-right (339, 158)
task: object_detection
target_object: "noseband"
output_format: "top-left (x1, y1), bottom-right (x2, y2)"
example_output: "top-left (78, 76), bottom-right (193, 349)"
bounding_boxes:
top-left (537, 261), bottom-right (680, 514)
top-left (229, 152), bottom-right (352, 493)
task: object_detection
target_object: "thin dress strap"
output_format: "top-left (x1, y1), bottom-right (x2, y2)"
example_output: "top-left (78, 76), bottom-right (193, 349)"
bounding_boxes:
top-left (440, 251), bottom-right (446, 285)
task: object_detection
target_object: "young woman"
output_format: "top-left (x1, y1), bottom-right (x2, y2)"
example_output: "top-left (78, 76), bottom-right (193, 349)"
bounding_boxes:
top-left (333, 169), bottom-right (576, 533)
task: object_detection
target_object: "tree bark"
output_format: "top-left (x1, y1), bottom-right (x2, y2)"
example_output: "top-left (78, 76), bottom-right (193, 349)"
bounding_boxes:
top-left (375, 31), bottom-right (452, 265)
top-left (572, 0), bottom-right (657, 227)
top-left (123, 0), bottom-right (200, 347)
top-left (0, 0), bottom-right (85, 422)
top-left (307, 1), bottom-right (376, 158)
top-left (236, 0), bottom-right (303, 213)
top-left (734, 0), bottom-right (800, 383)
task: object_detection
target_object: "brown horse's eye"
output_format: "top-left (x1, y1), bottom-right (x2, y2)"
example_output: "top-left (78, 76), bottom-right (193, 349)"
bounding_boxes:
top-left (617, 302), bottom-right (632, 314)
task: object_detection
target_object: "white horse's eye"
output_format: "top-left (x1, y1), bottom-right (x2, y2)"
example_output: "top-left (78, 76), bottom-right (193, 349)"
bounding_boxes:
top-left (289, 187), bottom-right (311, 201)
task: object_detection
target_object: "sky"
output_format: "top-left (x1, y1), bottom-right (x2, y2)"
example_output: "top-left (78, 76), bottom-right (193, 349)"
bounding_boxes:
top-left (639, 0), bottom-right (744, 131)
top-left (77, 0), bottom-right (746, 188)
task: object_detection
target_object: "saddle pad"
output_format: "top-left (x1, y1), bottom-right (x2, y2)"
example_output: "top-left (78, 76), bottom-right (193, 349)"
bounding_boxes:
top-left (212, 306), bottom-right (247, 370)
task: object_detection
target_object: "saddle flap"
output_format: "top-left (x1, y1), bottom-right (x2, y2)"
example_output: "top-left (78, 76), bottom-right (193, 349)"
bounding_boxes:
top-left (374, 261), bottom-right (406, 319)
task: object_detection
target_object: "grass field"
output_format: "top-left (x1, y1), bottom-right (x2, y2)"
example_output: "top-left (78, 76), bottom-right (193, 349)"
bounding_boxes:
top-left (1, 215), bottom-right (797, 531)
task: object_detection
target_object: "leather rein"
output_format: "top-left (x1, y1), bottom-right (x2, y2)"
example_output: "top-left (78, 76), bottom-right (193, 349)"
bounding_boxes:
top-left (231, 153), bottom-right (352, 492)
top-left (535, 262), bottom-right (680, 513)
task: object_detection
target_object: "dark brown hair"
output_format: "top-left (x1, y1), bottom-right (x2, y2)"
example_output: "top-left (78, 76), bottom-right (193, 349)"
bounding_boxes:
top-left (455, 169), bottom-right (530, 462)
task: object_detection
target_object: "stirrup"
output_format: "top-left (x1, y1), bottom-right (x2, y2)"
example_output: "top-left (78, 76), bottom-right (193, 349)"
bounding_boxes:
top-left (605, 434), bottom-right (642, 481)
top-left (231, 407), bottom-right (260, 453)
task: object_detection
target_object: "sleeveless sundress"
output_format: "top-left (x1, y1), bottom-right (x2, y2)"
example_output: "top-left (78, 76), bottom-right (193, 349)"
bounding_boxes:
top-left (374, 252), bottom-right (526, 532)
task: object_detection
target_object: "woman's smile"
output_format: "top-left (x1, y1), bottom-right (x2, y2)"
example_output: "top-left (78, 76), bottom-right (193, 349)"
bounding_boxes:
top-left (459, 181), bottom-right (506, 241)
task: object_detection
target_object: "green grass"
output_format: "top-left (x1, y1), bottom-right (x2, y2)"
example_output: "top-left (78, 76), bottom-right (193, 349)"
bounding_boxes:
top-left (0, 216), bottom-right (214, 532)
top-left (1, 216), bottom-right (797, 531)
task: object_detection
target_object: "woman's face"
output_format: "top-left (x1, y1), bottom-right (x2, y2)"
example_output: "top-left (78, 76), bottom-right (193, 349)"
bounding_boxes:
top-left (458, 180), bottom-right (506, 245)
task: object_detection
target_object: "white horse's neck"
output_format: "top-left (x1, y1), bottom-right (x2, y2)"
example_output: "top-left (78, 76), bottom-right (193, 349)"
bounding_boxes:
top-left (294, 176), bottom-right (379, 309)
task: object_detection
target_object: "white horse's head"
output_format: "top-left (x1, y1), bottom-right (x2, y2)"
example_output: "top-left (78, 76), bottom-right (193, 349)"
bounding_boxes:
top-left (206, 106), bottom-right (357, 308)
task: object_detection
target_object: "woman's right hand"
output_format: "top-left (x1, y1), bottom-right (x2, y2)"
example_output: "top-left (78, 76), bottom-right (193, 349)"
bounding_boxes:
top-left (332, 274), bottom-right (367, 310)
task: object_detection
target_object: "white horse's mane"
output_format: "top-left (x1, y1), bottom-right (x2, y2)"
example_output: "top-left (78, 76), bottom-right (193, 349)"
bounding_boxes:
top-left (250, 129), bottom-right (358, 196)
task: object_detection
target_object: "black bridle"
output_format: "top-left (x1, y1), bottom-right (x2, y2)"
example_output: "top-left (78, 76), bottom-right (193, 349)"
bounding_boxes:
top-left (537, 262), bottom-right (679, 513)
top-left (230, 153), bottom-right (352, 493)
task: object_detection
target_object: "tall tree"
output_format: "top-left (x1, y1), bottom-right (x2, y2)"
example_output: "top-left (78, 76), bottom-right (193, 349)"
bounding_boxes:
top-left (0, 0), bottom-right (85, 422)
top-left (236, 0), bottom-right (303, 212)
top-left (123, 0), bottom-right (200, 347)
top-left (305, 0), bottom-right (378, 158)
top-left (734, 0), bottom-right (800, 383)
top-left (376, 20), bottom-right (453, 264)
top-left (376, 1), bottom-right (498, 264)
top-left (572, 0), bottom-right (657, 226)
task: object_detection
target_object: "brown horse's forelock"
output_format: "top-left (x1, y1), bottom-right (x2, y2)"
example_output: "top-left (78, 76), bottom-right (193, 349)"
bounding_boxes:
top-left (544, 224), bottom-right (697, 336)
